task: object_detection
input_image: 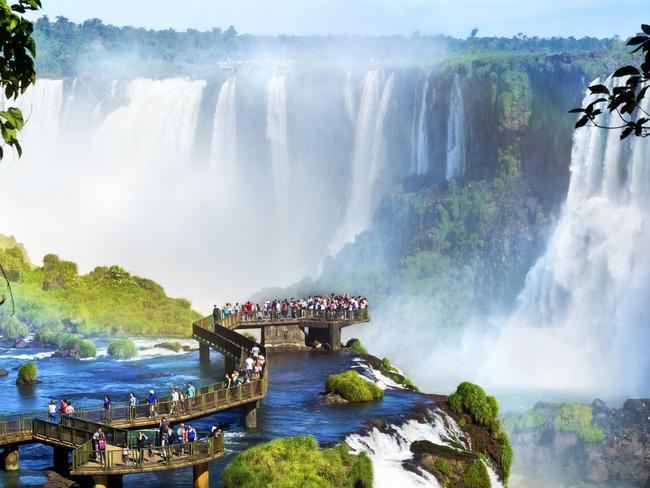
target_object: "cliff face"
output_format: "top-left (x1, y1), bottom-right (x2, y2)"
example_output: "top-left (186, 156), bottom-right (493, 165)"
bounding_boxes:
top-left (505, 399), bottom-right (650, 486)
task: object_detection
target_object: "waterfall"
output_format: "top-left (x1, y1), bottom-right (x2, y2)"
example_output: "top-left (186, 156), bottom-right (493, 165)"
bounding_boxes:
top-left (330, 71), bottom-right (395, 254)
top-left (210, 77), bottom-right (237, 179)
top-left (446, 74), bottom-right (465, 180)
top-left (266, 75), bottom-right (290, 209)
top-left (483, 78), bottom-right (650, 394)
top-left (11, 79), bottom-right (65, 145)
top-left (415, 78), bottom-right (429, 175)
top-left (344, 71), bottom-right (357, 125)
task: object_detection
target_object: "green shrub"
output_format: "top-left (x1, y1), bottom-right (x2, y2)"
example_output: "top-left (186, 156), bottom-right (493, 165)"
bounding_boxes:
top-left (18, 362), bottom-right (38, 382)
top-left (155, 341), bottom-right (183, 352)
top-left (462, 460), bottom-right (490, 488)
top-left (346, 338), bottom-right (368, 354)
top-left (222, 436), bottom-right (372, 488)
top-left (494, 431), bottom-right (513, 478)
top-left (381, 357), bottom-right (398, 372)
top-left (325, 370), bottom-right (383, 402)
top-left (504, 408), bottom-right (546, 432)
top-left (553, 403), bottom-right (605, 442)
top-left (107, 339), bottom-right (138, 359)
top-left (434, 458), bottom-right (453, 477)
top-left (449, 382), bottom-right (500, 433)
top-left (77, 339), bottom-right (96, 358)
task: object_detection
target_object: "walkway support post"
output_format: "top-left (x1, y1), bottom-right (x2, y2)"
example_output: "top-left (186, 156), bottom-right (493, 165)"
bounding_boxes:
top-left (244, 401), bottom-right (259, 429)
top-left (199, 342), bottom-right (210, 363)
top-left (193, 461), bottom-right (209, 488)
top-left (1, 443), bottom-right (19, 471)
top-left (329, 322), bottom-right (341, 351)
top-left (53, 446), bottom-right (69, 473)
top-left (92, 474), bottom-right (123, 488)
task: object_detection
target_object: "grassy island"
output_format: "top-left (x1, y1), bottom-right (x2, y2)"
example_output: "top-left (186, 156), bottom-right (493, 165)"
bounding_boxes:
top-left (222, 436), bottom-right (372, 488)
top-left (107, 339), bottom-right (138, 359)
top-left (17, 362), bottom-right (38, 384)
top-left (325, 370), bottom-right (383, 402)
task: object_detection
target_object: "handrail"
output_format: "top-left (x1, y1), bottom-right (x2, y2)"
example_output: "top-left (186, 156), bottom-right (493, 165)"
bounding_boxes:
top-left (71, 433), bottom-right (225, 473)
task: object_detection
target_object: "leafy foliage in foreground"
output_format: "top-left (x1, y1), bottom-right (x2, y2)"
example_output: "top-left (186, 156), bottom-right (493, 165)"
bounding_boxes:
top-left (0, 0), bottom-right (41, 160)
top-left (325, 370), bottom-right (383, 402)
top-left (0, 236), bottom-right (200, 339)
top-left (222, 436), bottom-right (372, 488)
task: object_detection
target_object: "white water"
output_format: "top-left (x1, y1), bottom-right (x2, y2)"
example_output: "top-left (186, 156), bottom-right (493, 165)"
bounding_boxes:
top-left (481, 78), bottom-right (650, 394)
top-left (266, 75), bottom-right (290, 214)
top-left (347, 408), bottom-right (504, 487)
top-left (330, 71), bottom-right (395, 254)
top-left (446, 74), bottom-right (465, 180)
top-left (413, 78), bottom-right (429, 175)
top-left (210, 77), bottom-right (237, 184)
top-left (351, 357), bottom-right (407, 390)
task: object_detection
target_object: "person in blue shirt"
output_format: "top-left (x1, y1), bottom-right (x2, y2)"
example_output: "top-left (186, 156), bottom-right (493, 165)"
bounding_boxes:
top-left (148, 389), bottom-right (158, 418)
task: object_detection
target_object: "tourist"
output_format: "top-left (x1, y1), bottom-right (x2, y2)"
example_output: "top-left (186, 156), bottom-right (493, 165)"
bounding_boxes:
top-left (93, 428), bottom-right (103, 463)
top-left (148, 389), bottom-right (158, 418)
top-left (186, 382), bottom-right (196, 410)
top-left (211, 423), bottom-right (221, 438)
top-left (186, 424), bottom-right (197, 454)
top-left (136, 431), bottom-right (147, 465)
top-left (129, 392), bottom-right (137, 420)
top-left (160, 424), bottom-right (170, 464)
top-left (60, 399), bottom-right (67, 418)
top-left (213, 304), bottom-right (221, 328)
top-left (179, 390), bottom-right (187, 413)
top-left (122, 443), bottom-right (130, 467)
top-left (98, 433), bottom-right (107, 467)
top-left (225, 373), bottom-right (232, 388)
top-left (48, 400), bottom-right (56, 423)
top-left (245, 355), bottom-right (254, 379)
top-left (103, 395), bottom-right (112, 423)
top-left (176, 423), bottom-right (186, 453)
top-left (171, 387), bottom-right (179, 415)
top-left (66, 402), bottom-right (75, 415)
top-left (251, 345), bottom-right (260, 357)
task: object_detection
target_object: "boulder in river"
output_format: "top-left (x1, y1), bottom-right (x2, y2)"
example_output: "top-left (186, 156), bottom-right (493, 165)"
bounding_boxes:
top-left (14, 339), bottom-right (28, 349)
top-left (0, 368), bottom-right (8, 377)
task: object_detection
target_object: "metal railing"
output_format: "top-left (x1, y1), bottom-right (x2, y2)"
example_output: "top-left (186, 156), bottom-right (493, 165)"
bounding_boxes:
top-left (0, 416), bottom-right (34, 441)
top-left (72, 432), bottom-right (224, 472)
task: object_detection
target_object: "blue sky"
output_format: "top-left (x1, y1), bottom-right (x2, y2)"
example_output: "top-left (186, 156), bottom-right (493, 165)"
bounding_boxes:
top-left (28, 0), bottom-right (650, 37)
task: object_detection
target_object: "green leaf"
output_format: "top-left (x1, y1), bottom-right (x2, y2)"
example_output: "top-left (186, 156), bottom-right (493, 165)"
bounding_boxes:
top-left (568, 108), bottom-right (584, 114)
top-left (627, 35), bottom-right (650, 46)
top-left (588, 84), bottom-right (610, 95)
top-left (575, 115), bottom-right (590, 128)
top-left (613, 66), bottom-right (640, 77)
top-left (642, 24), bottom-right (650, 35)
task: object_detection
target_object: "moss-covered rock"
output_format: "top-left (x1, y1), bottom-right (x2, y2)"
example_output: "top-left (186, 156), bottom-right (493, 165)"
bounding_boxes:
top-left (449, 382), bottom-right (499, 434)
top-left (325, 370), bottom-right (383, 402)
top-left (345, 338), bottom-right (368, 354)
top-left (462, 460), bottom-right (490, 488)
top-left (222, 436), bottom-right (372, 488)
top-left (77, 339), bottom-right (96, 358)
top-left (16, 362), bottom-right (38, 384)
top-left (554, 403), bottom-right (605, 443)
top-left (107, 339), bottom-right (138, 359)
top-left (154, 341), bottom-right (183, 352)
top-left (434, 458), bottom-right (452, 477)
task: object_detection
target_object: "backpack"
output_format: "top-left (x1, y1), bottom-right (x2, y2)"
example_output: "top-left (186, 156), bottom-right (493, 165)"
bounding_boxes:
top-left (98, 439), bottom-right (107, 450)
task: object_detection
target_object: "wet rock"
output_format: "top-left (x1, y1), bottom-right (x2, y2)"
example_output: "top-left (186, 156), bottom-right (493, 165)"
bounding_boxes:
top-left (586, 461), bottom-right (609, 483)
top-left (14, 339), bottom-right (28, 349)
top-left (623, 399), bottom-right (649, 414)
top-left (0, 368), bottom-right (8, 376)
top-left (40, 469), bottom-right (83, 487)
top-left (16, 377), bottom-right (41, 385)
top-left (139, 372), bottom-right (173, 379)
top-left (322, 392), bottom-right (349, 405)
top-left (591, 399), bottom-right (609, 415)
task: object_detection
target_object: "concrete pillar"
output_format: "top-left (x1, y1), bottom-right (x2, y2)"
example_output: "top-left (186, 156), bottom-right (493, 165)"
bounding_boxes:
top-left (329, 323), bottom-right (341, 350)
top-left (260, 326), bottom-right (266, 347)
top-left (53, 446), bottom-right (69, 472)
top-left (244, 401), bottom-right (258, 429)
top-left (1, 444), bottom-right (19, 471)
top-left (199, 343), bottom-right (210, 363)
top-left (193, 461), bottom-right (209, 488)
top-left (93, 474), bottom-right (122, 488)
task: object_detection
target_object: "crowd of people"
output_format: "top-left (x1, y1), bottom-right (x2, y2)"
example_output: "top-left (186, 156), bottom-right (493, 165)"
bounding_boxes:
top-left (226, 344), bottom-right (265, 388)
top-left (90, 420), bottom-right (222, 468)
top-left (212, 294), bottom-right (369, 323)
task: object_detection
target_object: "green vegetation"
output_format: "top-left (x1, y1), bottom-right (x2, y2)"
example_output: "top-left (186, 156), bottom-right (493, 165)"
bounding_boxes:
top-left (77, 339), bottom-right (96, 358)
top-left (449, 382), bottom-right (500, 433)
top-left (449, 382), bottom-right (512, 480)
top-left (17, 361), bottom-right (37, 382)
top-left (346, 338), bottom-right (368, 354)
top-left (381, 357), bottom-right (398, 372)
top-left (222, 436), bottom-right (372, 488)
top-left (0, 236), bottom-right (200, 339)
top-left (462, 460), bottom-right (490, 488)
top-left (325, 370), bottom-right (383, 402)
top-left (553, 403), bottom-right (605, 443)
top-left (434, 457), bottom-right (453, 477)
top-left (503, 408), bottom-right (546, 432)
top-left (155, 341), bottom-right (183, 352)
top-left (107, 339), bottom-right (137, 359)
top-left (0, 0), bottom-right (41, 160)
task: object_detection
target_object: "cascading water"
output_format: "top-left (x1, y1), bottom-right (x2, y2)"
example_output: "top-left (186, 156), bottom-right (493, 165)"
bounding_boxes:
top-left (411, 78), bottom-right (429, 175)
top-left (330, 71), bottom-right (395, 254)
top-left (445, 74), bottom-right (465, 180)
top-left (482, 78), bottom-right (650, 394)
top-left (344, 71), bottom-right (357, 125)
top-left (11, 78), bottom-right (64, 144)
top-left (266, 75), bottom-right (290, 212)
top-left (210, 77), bottom-right (237, 181)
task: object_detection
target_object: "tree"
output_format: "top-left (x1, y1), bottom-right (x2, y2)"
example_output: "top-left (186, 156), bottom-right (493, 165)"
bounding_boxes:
top-left (571, 23), bottom-right (650, 139)
top-left (0, 0), bottom-right (41, 159)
